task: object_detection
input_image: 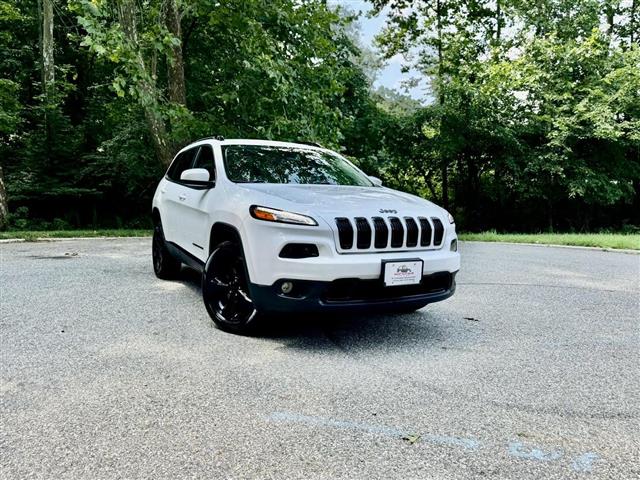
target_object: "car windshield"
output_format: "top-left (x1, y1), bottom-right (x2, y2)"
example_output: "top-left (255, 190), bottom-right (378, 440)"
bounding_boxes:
top-left (222, 144), bottom-right (373, 186)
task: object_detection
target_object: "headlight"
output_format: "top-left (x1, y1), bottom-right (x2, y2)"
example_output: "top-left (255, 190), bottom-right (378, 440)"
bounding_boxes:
top-left (447, 212), bottom-right (455, 224)
top-left (250, 205), bottom-right (318, 226)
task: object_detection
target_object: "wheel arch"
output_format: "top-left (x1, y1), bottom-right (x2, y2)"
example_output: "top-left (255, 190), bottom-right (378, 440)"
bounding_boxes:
top-left (209, 222), bottom-right (244, 256)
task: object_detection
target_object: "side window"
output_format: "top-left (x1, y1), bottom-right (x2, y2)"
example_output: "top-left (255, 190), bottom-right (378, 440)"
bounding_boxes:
top-left (192, 145), bottom-right (216, 181)
top-left (166, 148), bottom-right (197, 181)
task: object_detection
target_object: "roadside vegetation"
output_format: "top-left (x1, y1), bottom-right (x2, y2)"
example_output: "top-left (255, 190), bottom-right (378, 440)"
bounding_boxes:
top-left (2, 230), bottom-right (638, 251)
top-left (0, 1), bottom-right (638, 234)
top-left (459, 232), bottom-right (640, 250)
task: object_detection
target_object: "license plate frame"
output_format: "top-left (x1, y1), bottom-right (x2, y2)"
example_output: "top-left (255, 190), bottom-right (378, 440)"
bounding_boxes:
top-left (382, 259), bottom-right (423, 287)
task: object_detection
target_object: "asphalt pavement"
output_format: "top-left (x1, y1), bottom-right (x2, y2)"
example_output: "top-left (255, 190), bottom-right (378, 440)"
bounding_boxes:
top-left (1, 239), bottom-right (638, 479)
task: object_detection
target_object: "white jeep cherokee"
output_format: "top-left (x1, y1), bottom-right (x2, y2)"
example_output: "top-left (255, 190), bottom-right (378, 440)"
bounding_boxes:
top-left (152, 138), bottom-right (460, 334)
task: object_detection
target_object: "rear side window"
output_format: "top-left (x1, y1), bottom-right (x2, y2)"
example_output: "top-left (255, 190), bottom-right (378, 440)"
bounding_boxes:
top-left (167, 148), bottom-right (197, 181)
top-left (192, 145), bottom-right (216, 181)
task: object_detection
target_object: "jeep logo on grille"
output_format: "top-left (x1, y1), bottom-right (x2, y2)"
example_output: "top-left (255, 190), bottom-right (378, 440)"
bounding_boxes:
top-left (379, 209), bottom-right (397, 214)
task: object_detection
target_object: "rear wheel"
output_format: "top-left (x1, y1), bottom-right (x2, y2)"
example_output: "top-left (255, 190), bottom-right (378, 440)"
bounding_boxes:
top-left (202, 240), bottom-right (262, 335)
top-left (152, 221), bottom-right (181, 279)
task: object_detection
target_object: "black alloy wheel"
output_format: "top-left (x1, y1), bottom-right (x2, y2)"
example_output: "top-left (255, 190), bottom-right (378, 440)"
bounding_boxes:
top-left (152, 221), bottom-right (181, 279)
top-left (202, 240), bottom-right (261, 334)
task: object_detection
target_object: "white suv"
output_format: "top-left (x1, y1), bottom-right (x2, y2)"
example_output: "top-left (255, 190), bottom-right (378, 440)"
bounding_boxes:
top-left (152, 138), bottom-right (460, 334)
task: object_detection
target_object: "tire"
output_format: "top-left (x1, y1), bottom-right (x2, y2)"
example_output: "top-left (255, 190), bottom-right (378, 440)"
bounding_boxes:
top-left (202, 240), bottom-right (262, 335)
top-left (152, 221), bottom-right (181, 279)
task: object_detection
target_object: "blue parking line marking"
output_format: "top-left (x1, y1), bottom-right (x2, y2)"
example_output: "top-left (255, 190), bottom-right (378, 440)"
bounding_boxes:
top-left (268, 411), bottom-right (601, 474)
top-left (507, 441), bottom-right (563, 462)
top-left (571, 452), bottom-right (599, 472)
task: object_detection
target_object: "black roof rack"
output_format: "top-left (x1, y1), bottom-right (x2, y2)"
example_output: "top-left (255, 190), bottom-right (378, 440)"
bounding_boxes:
top-left (194, 135), bottom-right (225, 142)
top-left (295, 140), bottom-right (323, 148)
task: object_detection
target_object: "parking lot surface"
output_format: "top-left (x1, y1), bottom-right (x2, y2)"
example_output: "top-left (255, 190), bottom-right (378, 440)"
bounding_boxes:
top-left (1, 239), bottom-right (638, 479)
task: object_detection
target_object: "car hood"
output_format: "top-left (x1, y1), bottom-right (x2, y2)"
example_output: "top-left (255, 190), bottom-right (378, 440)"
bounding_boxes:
top-left (236, 184), bottom-right (445, 221)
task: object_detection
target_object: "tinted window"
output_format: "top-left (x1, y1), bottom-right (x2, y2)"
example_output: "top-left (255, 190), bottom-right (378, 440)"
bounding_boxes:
top-left (192, 145), bottom-right (215, 181)
top-left (167, 148), bottom-right (197, 181)
top-left (222, 145), bottom-right (373, 186)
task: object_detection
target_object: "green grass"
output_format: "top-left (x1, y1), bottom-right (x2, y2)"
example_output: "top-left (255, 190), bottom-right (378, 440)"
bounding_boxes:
top-left (1, 229), bottom-right (638, 250)
top-left (0, 229), bottom-right (152, 241)
top-left (458, 232), bottom-right (640, 250)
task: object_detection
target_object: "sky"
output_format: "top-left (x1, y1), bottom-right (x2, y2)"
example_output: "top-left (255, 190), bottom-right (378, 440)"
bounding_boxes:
top-left (329, 0), bottom-right (427, 101)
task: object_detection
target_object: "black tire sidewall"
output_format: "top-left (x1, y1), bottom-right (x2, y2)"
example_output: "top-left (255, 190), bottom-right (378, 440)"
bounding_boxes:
top-left (202, 241), bottom-right (260, 335)
top-left (152, 222), bottom-right (180, 279)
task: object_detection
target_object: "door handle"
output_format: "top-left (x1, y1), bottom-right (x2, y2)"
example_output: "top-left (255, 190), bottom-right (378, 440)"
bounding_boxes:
top-left (178, 194), bottom-right (187, 201)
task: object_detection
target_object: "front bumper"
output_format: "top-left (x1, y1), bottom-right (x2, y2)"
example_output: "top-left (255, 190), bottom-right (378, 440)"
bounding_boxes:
top-left (248, 271), bottom-right (457, 313)
top-left (241, 217), bottom-right (460, 285)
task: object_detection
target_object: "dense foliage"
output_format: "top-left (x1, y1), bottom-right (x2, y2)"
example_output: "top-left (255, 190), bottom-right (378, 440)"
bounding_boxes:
top-left (0, 0), bottom-right (638, 232)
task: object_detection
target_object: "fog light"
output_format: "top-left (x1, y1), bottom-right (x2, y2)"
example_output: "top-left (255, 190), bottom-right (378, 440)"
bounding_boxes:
top-left (281, 281), bottom-right (294, 294)
top-left (450, 239), bottom-right (458, 252)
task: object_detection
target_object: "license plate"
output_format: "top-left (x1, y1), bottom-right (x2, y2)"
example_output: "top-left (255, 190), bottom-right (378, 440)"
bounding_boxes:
top-left (383, 260), bottom-right (423, 287)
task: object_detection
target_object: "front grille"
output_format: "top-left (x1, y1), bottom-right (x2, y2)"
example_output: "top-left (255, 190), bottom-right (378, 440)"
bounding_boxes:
top-left (334, 215), bottom-right (445, 252)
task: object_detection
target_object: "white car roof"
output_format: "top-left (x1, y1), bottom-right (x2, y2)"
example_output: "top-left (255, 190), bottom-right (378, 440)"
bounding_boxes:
top-left (188, 138), bottom-right (324, 151)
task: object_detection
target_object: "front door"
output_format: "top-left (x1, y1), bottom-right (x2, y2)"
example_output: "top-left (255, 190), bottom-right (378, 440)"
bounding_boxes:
top-left (162, 146), bottom-right (198, 248)
top-left (177, 145), bottom-right (217, 261)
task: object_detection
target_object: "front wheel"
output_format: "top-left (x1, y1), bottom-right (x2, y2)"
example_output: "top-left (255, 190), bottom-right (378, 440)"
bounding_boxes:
top-left (202, 241), bottom-right (262, 335)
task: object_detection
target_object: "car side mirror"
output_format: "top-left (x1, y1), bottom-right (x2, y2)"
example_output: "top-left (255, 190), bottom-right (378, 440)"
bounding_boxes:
top-left (180, 168), bottom-right (214, 188)
top-left (369, 176), bottom-right (383, 187)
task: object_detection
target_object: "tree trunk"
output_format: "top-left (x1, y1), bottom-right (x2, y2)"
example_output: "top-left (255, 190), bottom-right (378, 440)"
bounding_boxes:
top-left (41, 0), bottom-right (54, 99)
top-left (165, 0), bottom-right (186, 105)
top-left (631, 0), bottom-right (637, 45)
top-left (605, 1), bottom-right (616, 42)
top-left (423, 170), bottom-right (438, 199)
top-left (0, 166), bottom-right (8, 230)
top-left (117, 0), bottom-right (173, 166)
top-left (496, 0), bottom-right (501, 43)
top-left (441, 164), bottom-right (449, 210)
top-left (435, 0), bottom-right (444, 104)
top-left (435, 0), bottom-right (449, 210)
